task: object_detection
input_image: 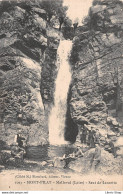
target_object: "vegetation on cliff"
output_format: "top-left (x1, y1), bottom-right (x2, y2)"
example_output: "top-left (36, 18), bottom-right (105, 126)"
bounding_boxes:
top-left (0, 0), bottom-right (72, 30)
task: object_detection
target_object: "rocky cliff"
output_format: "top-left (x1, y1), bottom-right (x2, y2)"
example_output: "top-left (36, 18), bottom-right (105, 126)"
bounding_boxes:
top-left (70, 0), bottom-right (123, 143)
top-left (0, 0), bottom-right (123, 149)
top-left (0, 0), bottom-right (62, 146)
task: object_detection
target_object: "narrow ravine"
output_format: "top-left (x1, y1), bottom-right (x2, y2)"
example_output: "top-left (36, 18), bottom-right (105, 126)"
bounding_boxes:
top-left (48, 40), bottom-right (72, 145)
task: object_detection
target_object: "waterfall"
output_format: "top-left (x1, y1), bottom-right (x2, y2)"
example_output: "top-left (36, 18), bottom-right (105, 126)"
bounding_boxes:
top-left (48, 40), bottom-right (72, 145)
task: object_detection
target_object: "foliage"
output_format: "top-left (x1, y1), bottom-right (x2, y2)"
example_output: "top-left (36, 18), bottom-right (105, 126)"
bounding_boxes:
top-left (41, 0), bottom-right (56, 22)
top-left (63, 17), bottom-right (72, 27)
top-left (41, 0), bottom-right (66, 21)
top-left (92, 0), bottom-right (101, 6)
top-left (40, 0), bottom-right (71, 30)
top-left (0, 0), bottom-right (41, 15)
top-left (92, 0), bottom-right (123, 6)
top-left (73, 17), bottom-right (79, 24)
top-left (0, 0), bottom-right (71, 31)
top-left (0, 0), bottom-right (16, 15)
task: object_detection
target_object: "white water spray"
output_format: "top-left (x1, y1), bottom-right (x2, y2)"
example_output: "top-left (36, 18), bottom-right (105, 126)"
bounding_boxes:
top-left (48, 40), bottom-right (72, 145)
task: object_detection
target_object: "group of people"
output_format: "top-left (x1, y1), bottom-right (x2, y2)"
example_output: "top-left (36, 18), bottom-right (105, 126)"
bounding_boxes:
top-left (55, 144), bottom-right (101, 171)
top-left (54, 146), bottom-right (84, 169)
top-left (80, 124), bottom-right (117, 158)
top-left (80, 125), bottom-right (100, 148)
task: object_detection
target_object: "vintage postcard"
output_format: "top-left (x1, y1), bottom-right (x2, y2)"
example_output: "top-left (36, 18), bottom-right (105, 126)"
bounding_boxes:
top-left (0, 0), bottom-right (123, 191)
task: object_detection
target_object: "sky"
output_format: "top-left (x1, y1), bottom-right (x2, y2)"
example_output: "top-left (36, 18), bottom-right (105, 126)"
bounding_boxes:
top-left (63, 0), bottom-right (93, 25)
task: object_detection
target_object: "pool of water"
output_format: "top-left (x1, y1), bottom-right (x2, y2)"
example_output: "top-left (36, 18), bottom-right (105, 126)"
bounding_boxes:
top-left (25, 144), bottom-right (76, 161)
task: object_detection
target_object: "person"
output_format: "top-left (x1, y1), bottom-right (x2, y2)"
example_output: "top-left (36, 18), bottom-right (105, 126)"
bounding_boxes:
top-left (73, 22), bottom-right (78, 32)
top-left (91, 144), bottom-right (101, 170)
top-left (63, 147), bottom-right (83, 168)
top-left (11, 143), bottom-right (26, 162)
top-left (59, 153), bottom-right (74, 169)
top-left (86, 130), bottom-right (90, 146)
top-left (75, 147), bottom-right (84, 158)
top-left (80, 125), bottom-right (87, 144)
top-left (15, 130), bottom-right (25, 148)
top-left (14, 130), bottom-right (26, 159)
top-left (59, 16), bottom-right (64, 31)
top-left (62, 155), bottom-right (72, 168)
top-left (94, 129), bottom-right (101, 144)
top-left (88, 127), bottom-right (95, 148)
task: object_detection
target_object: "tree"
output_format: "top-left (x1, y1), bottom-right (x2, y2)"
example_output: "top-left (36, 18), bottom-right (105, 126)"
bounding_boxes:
top-left (73, 17), bottom-right (79, 24)
top-left (63, 16), bottom-right (72, 27)
top-left (41, 0), bottom-right (69, 30)
top-left (41, 0), bottom-right (56, 22)
top-left (55, 5), bottom-right (68, 31)
top-left (73, 17), bottom-right (79, 32)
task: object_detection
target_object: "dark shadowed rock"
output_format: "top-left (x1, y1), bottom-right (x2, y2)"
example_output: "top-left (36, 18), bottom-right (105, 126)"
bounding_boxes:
top-left (0, 150), bottom-right (11, 164)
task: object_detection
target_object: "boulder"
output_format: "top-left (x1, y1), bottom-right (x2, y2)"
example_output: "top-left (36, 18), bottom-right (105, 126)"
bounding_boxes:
top-left (91, 5), bottom-right (107, 14)
top-left (112, 120), bottom-right (119, 127)
top-left (119, 127), bottom-right (123, 135)
top-left (6, 155), bottom-right (24, 166)
top-left (97, 149), bottom-right (123, 175)
top-left (48, 38), bottom-right (60, 49)
top-left (10, 6), bottom-right (26, 19)
top-left (41, 161), bottom-right (47, 166)
top-left (46, 26), bottom-right (62, 39)
top-left (69, 157), bottom-right (90, 173)
top-left (0, 150), bottom-right (12, 164)
top-left (34, 15), bottom-right (47, 30)
top-left (32, 8), bottom-right (47, 19)
top-left (107, 131), bottom-right (116, 137)
top-left (53, 157), bottom-right (66, 168)
top-left (114, 137), bottom-right (123, 148)
top-left (109, 136), bottom-right (117, 141)
top-left (116, 147), bottom-right (123, 157)
top-left (0, 165), bottom-right (5, 171)
top-left (69, 148), bottom-right (96, 173)
top-left (69, 147), bottom-right (123, 175)
top-left (23, 34), bottom-right (47, 48)
top-left (99, 136), bottom-right (107, 145)
top-left (39, 35), bottom-right (47, 47)
top-left (6, 157), bottom-right (16, 166)
top-left (0, 36), bottom-right (18, 49)
top-left (15, 153), bottom-right (24, 165)
top-left (107, 117), bottom-right (119, 127)
top-left (48, 163), bottom-right (53, 167)
top-left (110, 14), bottom-right (123, 25)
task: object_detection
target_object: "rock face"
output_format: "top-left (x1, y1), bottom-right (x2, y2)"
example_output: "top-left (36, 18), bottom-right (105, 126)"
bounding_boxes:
top-left (0, 0), bottom-right (123, 148)
top-left (69, 148), bottom-right (123, 175)
top-left (0, 1), bottom-right (62, 146)
top-left (70, 0), bottom-right (123, 141)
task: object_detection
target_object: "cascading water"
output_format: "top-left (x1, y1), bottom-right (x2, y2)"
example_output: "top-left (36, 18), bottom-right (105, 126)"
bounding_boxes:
top-left (48, 40), bottom-right (72, 145)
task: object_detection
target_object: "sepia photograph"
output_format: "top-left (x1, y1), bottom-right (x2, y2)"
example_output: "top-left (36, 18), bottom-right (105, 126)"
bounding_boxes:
top-left (0, 0), bottom-right (123, 191)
